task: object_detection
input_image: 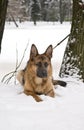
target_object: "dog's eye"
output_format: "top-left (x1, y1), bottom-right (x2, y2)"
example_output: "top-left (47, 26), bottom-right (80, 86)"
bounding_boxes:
top-left (36, 62), bottom-right (42, 67)
top-left (44, 62), bottom-right (48, 67)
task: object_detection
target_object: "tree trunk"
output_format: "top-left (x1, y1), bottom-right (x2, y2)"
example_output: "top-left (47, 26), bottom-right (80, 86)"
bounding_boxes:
top-left (59, 0), bottom-right (84, 82)
top-left (0, 0), bottom-right (8, 53)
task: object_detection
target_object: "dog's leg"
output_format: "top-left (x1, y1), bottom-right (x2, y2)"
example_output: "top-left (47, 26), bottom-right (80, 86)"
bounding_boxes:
top-left (24, 90), bottom-right (43, 102)
top-left (46, 89), bottom-right (55, 97)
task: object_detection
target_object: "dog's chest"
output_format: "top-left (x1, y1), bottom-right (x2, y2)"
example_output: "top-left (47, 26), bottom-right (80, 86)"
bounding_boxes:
top-left (34, 77), bottom-right (47, 93)
top-left (34, 77), bottom-right (43, 85)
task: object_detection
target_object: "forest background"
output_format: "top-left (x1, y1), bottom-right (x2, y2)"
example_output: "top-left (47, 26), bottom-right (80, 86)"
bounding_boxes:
top-left (6, 0), bottom-right (72, 24)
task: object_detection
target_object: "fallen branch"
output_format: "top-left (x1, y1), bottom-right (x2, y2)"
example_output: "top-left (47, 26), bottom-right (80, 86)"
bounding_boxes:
top-left (1, 42), bottom-right (29, 84)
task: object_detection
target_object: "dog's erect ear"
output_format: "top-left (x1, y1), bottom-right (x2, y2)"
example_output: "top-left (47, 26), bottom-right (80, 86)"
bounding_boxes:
top-left (45, 45), bottom-right (53, 59)
top-left (30, 44), bottom-right (38, 59)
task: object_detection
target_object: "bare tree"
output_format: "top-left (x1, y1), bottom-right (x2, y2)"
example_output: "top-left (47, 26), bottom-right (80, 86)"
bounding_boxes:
top-left (60, 0), bottom-right (84, 82)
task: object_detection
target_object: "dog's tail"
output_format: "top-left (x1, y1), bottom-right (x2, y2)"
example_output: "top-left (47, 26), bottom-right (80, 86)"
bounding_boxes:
top-left (52, 79), bottom-right (67, 87)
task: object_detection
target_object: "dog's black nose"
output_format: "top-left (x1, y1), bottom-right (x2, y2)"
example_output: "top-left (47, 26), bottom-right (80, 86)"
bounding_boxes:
top-left (37, 69), bottom-right (47, 78)
top-left (42, 70), bottom-right (47, 77)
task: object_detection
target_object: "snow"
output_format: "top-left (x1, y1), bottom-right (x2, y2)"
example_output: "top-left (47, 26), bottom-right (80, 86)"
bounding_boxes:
top-left (82, 0), bottom-right (84, 3)
top-left (0, 22), bottom-right (84, 130)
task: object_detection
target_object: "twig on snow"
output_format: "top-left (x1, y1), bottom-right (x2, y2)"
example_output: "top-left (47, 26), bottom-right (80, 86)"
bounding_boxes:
top-left (1, 42), bottom-right (29, 84)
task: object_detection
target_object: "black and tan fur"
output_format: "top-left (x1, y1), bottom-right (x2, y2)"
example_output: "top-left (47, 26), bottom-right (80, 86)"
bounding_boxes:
top-left (17, 44), bottom-right (66, 102)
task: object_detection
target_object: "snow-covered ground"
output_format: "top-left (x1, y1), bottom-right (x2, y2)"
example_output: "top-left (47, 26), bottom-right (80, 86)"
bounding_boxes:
top-left (0, 22), bottom-right (84, 130)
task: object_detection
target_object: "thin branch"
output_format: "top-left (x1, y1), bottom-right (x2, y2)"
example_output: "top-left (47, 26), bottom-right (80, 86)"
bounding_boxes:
top-left (1, 42), bottom-right (29, 84)
top-left (4, 72), bottom-right (15, 84)
top-left (14, 44), bottom-right (18, 84)
top-left (16, 43), bottom-right (18, 67)
top-left (53, 33), bottom-right (70, 50)
top-left (16, 42), bottom-right (29, 70)
top-left (10, 13), bottom-right (18, 27)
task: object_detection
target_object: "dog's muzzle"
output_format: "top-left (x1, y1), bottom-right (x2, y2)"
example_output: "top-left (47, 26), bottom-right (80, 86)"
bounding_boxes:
top-left (37, 69), bottom-right (47, 78)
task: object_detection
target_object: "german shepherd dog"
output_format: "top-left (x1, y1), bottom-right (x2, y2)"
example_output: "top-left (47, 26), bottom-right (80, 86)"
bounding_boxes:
top-left (17, 44), bottom-right (66, 102)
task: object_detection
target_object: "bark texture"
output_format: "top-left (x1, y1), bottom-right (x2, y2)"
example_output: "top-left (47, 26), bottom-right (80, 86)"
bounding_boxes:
top-left (0, 0), bottom-right (8, 52)
top-left (60, 0), bottom-right (84, 82)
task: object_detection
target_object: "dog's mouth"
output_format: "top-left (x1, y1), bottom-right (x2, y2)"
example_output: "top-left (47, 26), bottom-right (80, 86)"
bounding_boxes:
top-left (37, 69), bottom-right (47, 78)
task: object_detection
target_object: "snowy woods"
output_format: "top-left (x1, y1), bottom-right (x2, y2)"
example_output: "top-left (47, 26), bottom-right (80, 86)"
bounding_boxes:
top-left (7, 0), bottom-right (72, 23)
top-left (0, 0), bottom-right (84, 81)
top-left (0, 0), bottom-right (84, 80)
top-left (0, 0), bottom-right (84, 130)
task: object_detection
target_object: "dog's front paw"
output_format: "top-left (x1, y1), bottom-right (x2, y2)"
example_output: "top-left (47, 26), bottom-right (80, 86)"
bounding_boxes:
top-left (35, 96), bottom-right (43, 102)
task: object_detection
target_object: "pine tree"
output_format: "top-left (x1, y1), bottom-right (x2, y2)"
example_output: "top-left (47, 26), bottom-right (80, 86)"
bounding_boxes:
top-left (31, 0), bottom-right (40, 25)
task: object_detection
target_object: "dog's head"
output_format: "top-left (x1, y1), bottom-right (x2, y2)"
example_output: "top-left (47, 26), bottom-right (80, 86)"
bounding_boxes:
top-left (29, 44), bottom-right (53, 78)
